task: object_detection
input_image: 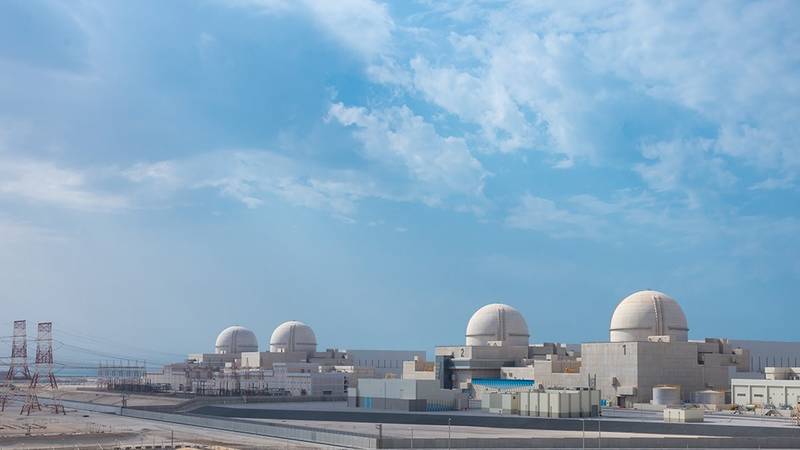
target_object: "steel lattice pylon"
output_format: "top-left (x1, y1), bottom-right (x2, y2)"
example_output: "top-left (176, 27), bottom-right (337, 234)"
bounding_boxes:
top-left (1, 320), bottom-right (32, 412)
top-left (6, 320), bottom-right (31, 380)
top-left (21, 322), bottom-right (64, 415)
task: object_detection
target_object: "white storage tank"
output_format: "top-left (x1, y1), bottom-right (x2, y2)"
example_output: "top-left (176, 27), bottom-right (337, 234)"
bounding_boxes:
top-left (652, 385), bottom-right (681, 406)
top-left (694, 390), bottom-right (724, 405)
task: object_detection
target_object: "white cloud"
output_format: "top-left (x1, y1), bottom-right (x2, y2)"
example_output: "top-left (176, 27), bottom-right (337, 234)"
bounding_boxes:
top-left (410, 56), bottom-right (536, 154)
top-left (303, 0), bottom-right (394, 59)
top-left (394, 1), bottom-right (800, 185)
top-left (0, 157), bottom-right (128, 212)
top-left (229, 0), bottom-right (394, 59)
top-left (506, 193), bottom-right (601, 239)
top-left (125, 150), bottom-right (374, 218)
top-left (749, 177), bottom-right (796, 191)
top-left (505, 189), bottom-right (724, 245)
top-left (327, 102), bottom-right (488, 206)
top-left (634, 139), bottom-right (737, 205)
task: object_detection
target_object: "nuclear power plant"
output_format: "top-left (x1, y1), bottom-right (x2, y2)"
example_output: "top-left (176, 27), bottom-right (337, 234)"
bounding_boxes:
top-left (145, 319), bottom-right (424, 397)
top-left (6, 289), bottom-right (800, 449)
top-left (141, 289), bottom-right (797, 417)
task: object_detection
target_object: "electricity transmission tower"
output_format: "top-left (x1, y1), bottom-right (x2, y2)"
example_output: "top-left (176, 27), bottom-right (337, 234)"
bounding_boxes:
top-left (21, 322), bottom-right (64, 415)
top-left (1, 320), bottom-right (33, 412)
top-left (7, 320), bottom-right (32, 380)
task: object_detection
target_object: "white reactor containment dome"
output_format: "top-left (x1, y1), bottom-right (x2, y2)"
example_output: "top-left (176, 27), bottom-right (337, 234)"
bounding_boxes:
top-left (609, 290), bottom-right (689, 342)
top-left (465, 303), bottom-right (530, 347)
top-left (215, 326), bottom-right (259, 354)
top-left (269, 320), bottom-right (317, 354)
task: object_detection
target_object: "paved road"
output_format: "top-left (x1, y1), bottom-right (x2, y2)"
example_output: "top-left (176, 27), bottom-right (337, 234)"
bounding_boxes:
top-left (193, 404), bottom-right (800, 438)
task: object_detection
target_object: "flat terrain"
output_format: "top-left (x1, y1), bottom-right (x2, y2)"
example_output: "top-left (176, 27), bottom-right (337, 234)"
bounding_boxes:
top-left (253, 417), bottom-right (705, 439)
top-left (0, 399), bottom-right (332, 449)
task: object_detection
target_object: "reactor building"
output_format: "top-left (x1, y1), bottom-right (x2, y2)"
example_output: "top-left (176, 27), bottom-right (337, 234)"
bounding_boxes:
top-left (403, 291), bottom-right (752, 407)
top-left (141, 289), bottom-right (798, 412)
top-left (146, 320), bottom-right (424, 397)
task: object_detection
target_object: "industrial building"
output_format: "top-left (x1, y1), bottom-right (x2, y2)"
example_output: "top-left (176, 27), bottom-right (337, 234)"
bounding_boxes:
top-left (144, 289), bottom-right (800, 417)
top-left (483, 388), bottom-right (601, 417)
top-left (398, 291), bottom-right (755, 409)
top-left (732, 367), bottom-right (800, 407)
top-left (531, 291), bottom-right (752, 406)
top-left (347, 378), bottom-right (468, 411)
top-left (146, 320), bottom-right (424, 396)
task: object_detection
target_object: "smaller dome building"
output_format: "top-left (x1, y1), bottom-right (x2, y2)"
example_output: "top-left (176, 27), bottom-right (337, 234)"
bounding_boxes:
top-left (465, 303), bottom-right (530, 347)
top-left (270, 321), bottom-right (317, 354)
top-left (215, 326), bottom-right (259, 354)
top-left (609, 290), bottom-right (689, 342)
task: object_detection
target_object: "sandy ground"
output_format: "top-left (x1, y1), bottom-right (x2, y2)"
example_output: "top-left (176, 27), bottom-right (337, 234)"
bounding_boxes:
top-left (43, 385), bottom-right (186, 407)
top-left (0, 399), bottom-right (336, 449)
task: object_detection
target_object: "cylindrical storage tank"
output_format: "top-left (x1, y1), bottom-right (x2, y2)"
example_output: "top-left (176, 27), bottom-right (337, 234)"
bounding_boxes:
top-left (694, 390), bottom-right (724, 405)
top-left (652, 385), bottom-right (681, 406)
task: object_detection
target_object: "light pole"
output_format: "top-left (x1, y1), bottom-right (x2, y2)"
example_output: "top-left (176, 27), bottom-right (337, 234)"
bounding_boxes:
top-left (376, 423), bottom-right (383, 449)
top-left (581, 418), bottom-right (585, 449)
top-left (410, 427), bottom-right (414, 449)
top-left (598, 418), bottom-right (601, 449)
top-left (448, 417), bottom-right (452, 449)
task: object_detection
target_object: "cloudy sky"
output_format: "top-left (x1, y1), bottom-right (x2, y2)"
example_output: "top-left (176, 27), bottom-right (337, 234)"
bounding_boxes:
top-left (1, 0), bottom-right (798, 358)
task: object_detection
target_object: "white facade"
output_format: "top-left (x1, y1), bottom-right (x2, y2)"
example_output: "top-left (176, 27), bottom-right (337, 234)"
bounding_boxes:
top-left (664, 406), bottom-right (704, 422)
top-left (484, 389), bottom-right (601, 417)
top-left (732, 376), bottom-right (800, 407)
top-left (347, 349), bottom-right (426, 378)
top-left (351, 378), bottom-right (467, 411)
top-left (728, 340), bottom-right (800, 374)
top-left (465, 303), bottom-right (530, 347)
top-left (269, 321), bottom-right (317, 355)
top-left (609, 290), bottom-right (688, 343)
top-left (215, 326), bottom-right (259, 354)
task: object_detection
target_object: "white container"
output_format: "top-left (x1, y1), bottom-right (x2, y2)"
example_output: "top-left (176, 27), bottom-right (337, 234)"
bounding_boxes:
top-left (694, 389), bottom-right (724, 405)
top-left (652, 385), bottom-right (681, 406)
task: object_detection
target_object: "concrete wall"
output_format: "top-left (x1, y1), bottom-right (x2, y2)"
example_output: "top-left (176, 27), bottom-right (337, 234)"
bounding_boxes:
top-left (729, 340), bottom-right (800, 373)
top-left (355, 379), bottom-right (465, 411)
top-left (510, 390), bottom-right (599, 418)
top-left (580, 341), bottom-right (736, 405)
top-left (380, 436), bottom-right (800, 449)
top-left (347, 349), bottom-right (426, 378)
top-left (732, 378), bottom-right (800, 407)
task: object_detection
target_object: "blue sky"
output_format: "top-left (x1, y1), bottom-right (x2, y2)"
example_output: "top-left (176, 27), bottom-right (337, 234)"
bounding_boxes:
top-left (1, 0), bottom-right (799, 359)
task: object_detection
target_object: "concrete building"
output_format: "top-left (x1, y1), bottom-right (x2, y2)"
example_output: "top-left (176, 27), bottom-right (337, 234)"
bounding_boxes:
top-left (732, 367), bottom-right (800, 407)
top-left (483, 389), bottom-right (601, 417)
top-left (426, 303), bottom-right (573, 398)
top-left (348, 378), bottom-right (467, 411)
top-left (532, 291), bottom-right (751, 406)
top-left (728, 340), bottom-right (800, 374)
top-left (147, 322), bottom-right (424, 397)
top-left (269, 321), bottom-right (317, 355)
top-left (415, 293), bottom-right (753, 408)
top-left (215, 326), bottom-right (259, 354)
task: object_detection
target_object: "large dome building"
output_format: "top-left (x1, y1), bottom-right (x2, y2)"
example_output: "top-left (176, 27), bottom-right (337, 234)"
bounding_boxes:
top-left (609, 290), bottom-right (689, 342)
top-left (215, 326), bottom-right (259, 354)
top-left (465, 303), bottom-right (530, 346)
top-left (269, 321), bottom-right (317, 355)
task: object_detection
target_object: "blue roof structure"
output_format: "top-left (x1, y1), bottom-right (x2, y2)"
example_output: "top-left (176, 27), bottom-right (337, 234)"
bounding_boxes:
top-left (471, 378), bottom-right (535, 389)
